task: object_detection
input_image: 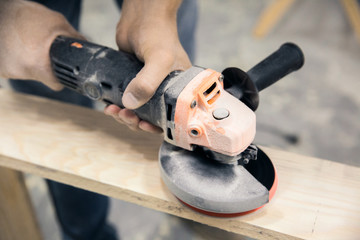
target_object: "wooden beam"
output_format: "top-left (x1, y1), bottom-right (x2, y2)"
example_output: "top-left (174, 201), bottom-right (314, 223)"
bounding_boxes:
top-left (253, 0), bottom-right (296, 38)
top-left (0, 89), bottom-right (359, 240)
top-left (340, 0), bottom-right (360, 42)
top-left (0, 167), bottom-right (42, 240)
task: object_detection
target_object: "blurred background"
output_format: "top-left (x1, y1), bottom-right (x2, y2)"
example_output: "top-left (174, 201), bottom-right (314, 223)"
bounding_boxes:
top-left (1, 0), bottom-right (359, 239)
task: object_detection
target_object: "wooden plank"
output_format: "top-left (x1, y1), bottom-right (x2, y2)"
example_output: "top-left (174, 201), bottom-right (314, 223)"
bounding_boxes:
top-left (0, 89), bottom-right (359, 240)
top-left (0, 167), bottom-right (42, 240)
top-left (340, 0), bottom-right (360, 42)
top-left (253, 0), bottom-right (296, 38)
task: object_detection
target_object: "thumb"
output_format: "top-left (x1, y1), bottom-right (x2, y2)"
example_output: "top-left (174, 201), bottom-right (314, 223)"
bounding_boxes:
top-left (122, 55), bottom-right (173, 109)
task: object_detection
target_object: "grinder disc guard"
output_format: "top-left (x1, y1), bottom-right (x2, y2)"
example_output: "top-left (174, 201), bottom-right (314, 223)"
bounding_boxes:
top-left (159, 141), bottom-right (278, 217)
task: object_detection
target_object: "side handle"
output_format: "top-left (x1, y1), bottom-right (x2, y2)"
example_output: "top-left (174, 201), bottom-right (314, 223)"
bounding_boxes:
top-left (247, 43), bottom-right (304, 92)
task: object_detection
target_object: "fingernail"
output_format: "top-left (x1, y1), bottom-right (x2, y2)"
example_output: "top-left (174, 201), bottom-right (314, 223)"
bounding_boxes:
top-left (122, 92), bottom-right (139, 109)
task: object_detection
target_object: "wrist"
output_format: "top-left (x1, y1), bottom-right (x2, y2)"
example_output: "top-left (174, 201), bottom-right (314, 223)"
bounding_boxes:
top-left (122, 0), bottom-right (182, 21)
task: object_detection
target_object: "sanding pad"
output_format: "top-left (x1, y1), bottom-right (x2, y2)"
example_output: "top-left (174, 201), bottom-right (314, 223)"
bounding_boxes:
top-left (159, 141), bottom-right (278, 217)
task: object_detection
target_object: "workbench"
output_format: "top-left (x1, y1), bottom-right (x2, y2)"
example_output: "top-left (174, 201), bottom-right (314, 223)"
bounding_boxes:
top-left (0, 89), bottom-right (359, 240)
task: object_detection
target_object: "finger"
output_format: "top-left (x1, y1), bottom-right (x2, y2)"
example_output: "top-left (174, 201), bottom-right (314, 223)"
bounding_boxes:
top-left (104, 104), bottom-right (121, 116)
top-left (139, 121), bottom-right (163, 134)
top-left (118, 108), bottom-right (140, 130)
top-left (121, 52), bottom-right (174, 109)
top-left (104, 105), bottom-right (124, 123)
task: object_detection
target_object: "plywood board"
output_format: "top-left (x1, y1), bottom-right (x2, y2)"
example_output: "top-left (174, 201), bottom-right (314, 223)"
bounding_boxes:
top-left (0, 89), bottom-right (359, 240)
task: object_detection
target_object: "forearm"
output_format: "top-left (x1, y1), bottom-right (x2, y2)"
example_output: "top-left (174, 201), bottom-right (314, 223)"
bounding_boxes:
top-left (0, 0), bottom-right (28, 79)
top-left (118, 0), bottom-right (182, 46)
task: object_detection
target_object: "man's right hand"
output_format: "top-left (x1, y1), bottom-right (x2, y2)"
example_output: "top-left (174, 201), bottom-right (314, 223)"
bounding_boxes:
top-left (104, 0), bottom-right (192, 133)
top-left (0, 0), bottom-right (84, 90)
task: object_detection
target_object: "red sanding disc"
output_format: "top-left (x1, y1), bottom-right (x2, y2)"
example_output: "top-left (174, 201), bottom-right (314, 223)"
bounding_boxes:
top-left (159, 142), bottom-right (278, 217)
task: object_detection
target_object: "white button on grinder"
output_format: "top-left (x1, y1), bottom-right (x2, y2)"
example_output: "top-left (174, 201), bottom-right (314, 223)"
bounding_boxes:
top-left (212, 108), bottom-right (230, 120)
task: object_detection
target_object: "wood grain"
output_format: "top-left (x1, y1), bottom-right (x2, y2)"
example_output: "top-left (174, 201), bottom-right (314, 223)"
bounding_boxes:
top-left (0, 167), bottom-right (42, 240)
top-left (0, 89), bottom-right (359, 240)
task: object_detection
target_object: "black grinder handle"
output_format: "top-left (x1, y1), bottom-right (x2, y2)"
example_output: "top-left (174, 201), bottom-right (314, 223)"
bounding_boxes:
top-left (50, 36), bottom-right (145, 106)
top-left (49, 36), bottom-right (165, 126)
top-left (247, 43), bottom-right (304, 92)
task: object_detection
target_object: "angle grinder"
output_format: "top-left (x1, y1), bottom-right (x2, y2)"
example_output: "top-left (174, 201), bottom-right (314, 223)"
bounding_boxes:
top-left (50, 36), bottom-right (304, 217)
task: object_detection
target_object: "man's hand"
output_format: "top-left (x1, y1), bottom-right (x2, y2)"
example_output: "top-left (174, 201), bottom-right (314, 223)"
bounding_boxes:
top-left (104, 0), bottom-right (192, 133)
top-left (0, 0), bottom-right (83, 90)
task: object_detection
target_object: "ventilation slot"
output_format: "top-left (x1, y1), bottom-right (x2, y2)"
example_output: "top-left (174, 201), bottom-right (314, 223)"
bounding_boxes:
top-left (54, 72), bottom-right (77, 90)
top-left (54, 69), bottom-right (77, 81)
top-left (59, 78), bottom-right (77, 89)
top-left (53, 61), bottom-right (78, 90)
top-left (166, 104), bottom-right (173, 121)
top-left (167, 128), bottom-right (173, 140)
top-left (103, 99), bottom-right (113, 105)
top-left (53, 61), bottom-right (74, 72)
top-left (203, 82), bottom-right (217, 96)
top-left (101, 82), bottom-right (112, 90)
top-left (207, 90), bottom-right (220, 104)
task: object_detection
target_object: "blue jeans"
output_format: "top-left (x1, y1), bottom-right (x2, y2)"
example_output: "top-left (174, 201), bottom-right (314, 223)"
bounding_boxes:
top-left (10, 0), bottom-right (197, 239)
